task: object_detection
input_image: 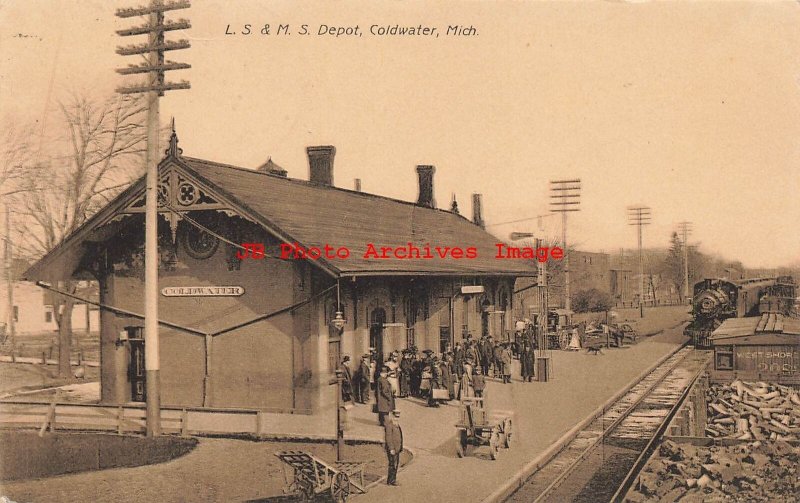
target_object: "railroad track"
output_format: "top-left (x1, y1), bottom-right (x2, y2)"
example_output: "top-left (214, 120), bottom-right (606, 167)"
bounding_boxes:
top-left (504, 345), bottom-right (711, 503)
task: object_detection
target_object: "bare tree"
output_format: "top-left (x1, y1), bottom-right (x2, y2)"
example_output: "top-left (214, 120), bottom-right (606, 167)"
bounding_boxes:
top-left (12, 91), bottom-right (146, 377)
top-left (0, 123), bottom-right (35, 198)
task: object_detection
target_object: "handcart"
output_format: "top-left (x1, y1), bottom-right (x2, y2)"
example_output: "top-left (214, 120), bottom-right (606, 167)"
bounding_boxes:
top-left (455, 397), bottom-right (514, 460)
top-left (275, 450), bottom-right (368, 502)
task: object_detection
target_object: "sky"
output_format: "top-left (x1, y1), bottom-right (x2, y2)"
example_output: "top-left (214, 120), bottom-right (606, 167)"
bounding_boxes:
top-left (1, 0), bottom-right (799, 269)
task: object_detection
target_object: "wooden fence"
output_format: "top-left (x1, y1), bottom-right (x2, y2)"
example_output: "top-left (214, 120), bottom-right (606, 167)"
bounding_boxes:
top-left (0, 400), bottom-right (311, 437)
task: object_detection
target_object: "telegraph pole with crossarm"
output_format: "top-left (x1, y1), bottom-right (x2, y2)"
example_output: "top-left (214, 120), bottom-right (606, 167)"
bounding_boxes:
top-left (677, 221), bottom-right (692, 303)
top-left (550, 179), bottom-right (581, 312)
top-left (627, 205), bottom-right (651, 318)
top-left (116, 0), bottom-right (191, 437)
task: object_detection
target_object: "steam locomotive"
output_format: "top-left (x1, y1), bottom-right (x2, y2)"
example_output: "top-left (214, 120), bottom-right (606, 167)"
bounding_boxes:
top-left (685, 276), bottom-right (796, 346)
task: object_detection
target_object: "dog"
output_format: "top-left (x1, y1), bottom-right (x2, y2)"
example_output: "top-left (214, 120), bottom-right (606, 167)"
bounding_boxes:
top-left (586, 346), bottom-right (604, 355)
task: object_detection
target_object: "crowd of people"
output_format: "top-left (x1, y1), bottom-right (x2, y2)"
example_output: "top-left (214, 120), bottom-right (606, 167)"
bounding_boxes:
top-left (337, 334), bottom-right (540, 418)
top-left (335, 334), bottom-right (540, 486)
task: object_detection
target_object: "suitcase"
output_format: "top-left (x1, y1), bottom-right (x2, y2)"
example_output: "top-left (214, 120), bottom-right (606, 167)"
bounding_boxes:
top-left (432, 388), bottom-right (450, 400)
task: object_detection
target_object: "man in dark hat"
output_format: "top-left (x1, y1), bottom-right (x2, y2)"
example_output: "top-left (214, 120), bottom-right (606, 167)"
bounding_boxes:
top-left (399, 350), bottom-right (412, 398)
top-left (376, 365), bottom-right (395, 426)
top-left (480, 336), bottom-right (493, 377)
top-left (339, 356), bottom-right (354, 403)
top-left (520, 340), bottom-right (534, 383)
top-left (453, 342), bottom-right (465, 381)
top-left (473, 367), bottom-right (486, 398)
top-left (501, 343), bottom-right (513, 384)
top-left (356, 354), bottom-right (371, 403)
top-left (384, 409), bottom-right (403, 486)
top-left (427, 356), bottom-right (442, 407)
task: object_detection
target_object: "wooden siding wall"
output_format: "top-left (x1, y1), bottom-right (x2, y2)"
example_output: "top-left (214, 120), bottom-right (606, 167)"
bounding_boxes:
top-left (102, 226), bottom-right (310, 411)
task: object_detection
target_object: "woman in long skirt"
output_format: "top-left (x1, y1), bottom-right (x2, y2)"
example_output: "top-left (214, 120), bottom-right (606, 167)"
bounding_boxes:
top-left (458, 360), bottom-right (474, 400)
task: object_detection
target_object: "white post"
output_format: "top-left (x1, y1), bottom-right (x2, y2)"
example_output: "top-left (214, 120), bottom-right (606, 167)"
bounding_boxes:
top-left (4, 204), bottom-right (14, 352)
top-left (144, 6), bottom-right (161, 437)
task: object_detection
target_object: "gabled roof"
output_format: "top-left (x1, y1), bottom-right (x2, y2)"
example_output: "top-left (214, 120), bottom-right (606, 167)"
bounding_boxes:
top-left (182, 156), bottom-right (536, 276)
top-left (710, 313), bottom-right (800, 340)
top-left (25, 146), bottom-right (538, 281)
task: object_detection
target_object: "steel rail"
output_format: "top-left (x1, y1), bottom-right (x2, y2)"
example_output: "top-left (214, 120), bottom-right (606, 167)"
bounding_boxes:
top-left (529, 345), bottom-right (693, 503)
top-left (609, 361), bottom-right (707, 502)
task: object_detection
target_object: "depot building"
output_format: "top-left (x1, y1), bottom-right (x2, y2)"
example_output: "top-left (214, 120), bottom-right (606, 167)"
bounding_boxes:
top-left (25, 131), bottom-right (537, 413)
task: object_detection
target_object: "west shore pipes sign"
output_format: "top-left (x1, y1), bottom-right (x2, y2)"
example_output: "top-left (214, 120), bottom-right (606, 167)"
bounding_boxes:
top-left (161, 286), bottom-right (245, 297)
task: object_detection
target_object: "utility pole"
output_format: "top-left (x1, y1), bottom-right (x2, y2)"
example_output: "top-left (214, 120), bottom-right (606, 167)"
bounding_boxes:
top-left (116, 0), bottom-right (191, 437)
top-left (535, 237), bottom-right (549, 351)
top-left (627, 206), bottom-right (651, 318)
top-left (550, 179), bottom-right (581, 311)
top-left (677, 221), bottom-right (692, 303)
top-left (4, 204), bottom-right (15, 352)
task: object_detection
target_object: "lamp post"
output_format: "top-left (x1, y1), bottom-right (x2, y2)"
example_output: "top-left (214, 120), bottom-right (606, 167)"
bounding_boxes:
top-left (510, 232), bottom-right (549, 378)
top-left (330, 369), bottom-right (345, 461)
top-left (330, 278), bottom-right (346, 460)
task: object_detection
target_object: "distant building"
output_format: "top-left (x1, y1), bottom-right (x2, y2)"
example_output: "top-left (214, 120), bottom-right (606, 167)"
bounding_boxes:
top-left (514, 250), bottom-right (611, 316)
top-left (1, 257), bottom-right (98, 337)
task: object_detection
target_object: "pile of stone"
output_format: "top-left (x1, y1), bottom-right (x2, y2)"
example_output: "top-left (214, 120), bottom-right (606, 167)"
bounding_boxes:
top-left (705, 380), bottom-right (800, 441)
top-left (626, 439), bottom-right (800, 501)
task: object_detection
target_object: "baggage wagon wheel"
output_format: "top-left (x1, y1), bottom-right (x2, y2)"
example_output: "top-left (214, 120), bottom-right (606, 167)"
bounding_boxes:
top-left (291, 478), bottom-right (314, 502)
top-left (456, 428), bottom-right (469, 458)
top-left (502, 417), bottom-right (513, 448)
top-left (331, 472), bottom-right (350, 502)
top-left (489, 427), bottom-right (501, 460)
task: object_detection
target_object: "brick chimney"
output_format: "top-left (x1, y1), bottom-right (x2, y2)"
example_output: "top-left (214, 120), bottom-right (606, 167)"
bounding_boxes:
top-left (307, 146), bottom-right (336, 186)
top-left (416, 165), bottom-right (436, 208)
top-left (472, 193), bottom-right (485, 228)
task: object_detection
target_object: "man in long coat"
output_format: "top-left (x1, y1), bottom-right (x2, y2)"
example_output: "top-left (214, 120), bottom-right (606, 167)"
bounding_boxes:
top-left (339, 356), bottom-right (354, 403)
top-left (356, 354), bottom-right (371, 403)
top-left (501, 344), bottom-right (513, 384)
top-left (520, 340), bottom-right (534, 382)
top-left (480, 336), bottom-right (493, 377)
top-left (453, 342), bottom-right (464, 380)
top-left (427, 358), bottom-right (442, 407)
top-left (440, 356), bottom-right (454, 400)
top-left (376, 366), bottom-right (395, 426)
top-left (399, 351), bottom-right (413, 398)
top-left (492, 341), bottom-right (504, 379)
top-left (468, 341), bottom-right (480, 371)
top-left (384, 410), bottom-right (404, 486)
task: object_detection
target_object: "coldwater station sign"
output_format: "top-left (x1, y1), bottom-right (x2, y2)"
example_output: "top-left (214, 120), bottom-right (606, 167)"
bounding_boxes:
top-left (161, 286), bottom-right (245, 297)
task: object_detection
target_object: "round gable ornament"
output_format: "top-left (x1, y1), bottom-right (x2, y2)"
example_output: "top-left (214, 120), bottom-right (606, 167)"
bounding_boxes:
top-left (181, 225), bottom-right (220, 260)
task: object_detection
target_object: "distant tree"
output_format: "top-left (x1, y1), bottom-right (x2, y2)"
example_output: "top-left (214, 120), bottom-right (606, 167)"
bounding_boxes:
top-left (662, 232), bottom-right (684, 300)
top-left (571, 288), bottom-right (613, 313)
top-left (11, 91), bottom-right (146, 377)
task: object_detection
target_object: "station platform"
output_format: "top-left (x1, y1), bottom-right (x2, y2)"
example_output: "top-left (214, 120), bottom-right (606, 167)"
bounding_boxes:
top-left (357, 324), bottom-right (687, 502)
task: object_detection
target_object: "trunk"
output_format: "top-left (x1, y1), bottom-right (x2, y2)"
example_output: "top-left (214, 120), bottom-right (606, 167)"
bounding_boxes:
top-left (56, 283), bottom-right (76, 378)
